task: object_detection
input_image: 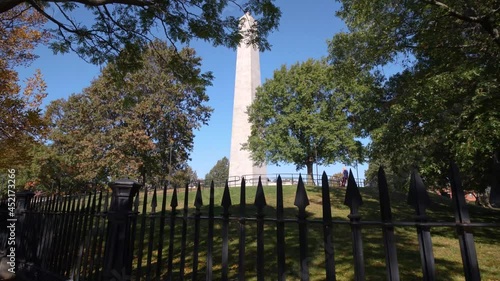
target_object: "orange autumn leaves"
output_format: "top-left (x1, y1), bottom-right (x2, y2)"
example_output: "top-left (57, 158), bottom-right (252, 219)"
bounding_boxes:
top-left (0, 5), bottom-right (49, 168)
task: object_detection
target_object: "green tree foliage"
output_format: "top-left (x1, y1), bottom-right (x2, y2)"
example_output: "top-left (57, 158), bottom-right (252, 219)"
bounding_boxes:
top-left (246, 59), bottom-right (363, 184)
top-left (364, 161), bottom-right (411, 191)
top-left (329, 0), bottom-right (500, 190)
top-left (20, 142), bottom-right (87, 193)
top-left (0, 0), bottom-right (281, 64)
top-left (171, 165), bottom-right (198, 188)
top-left (45, 41), bottom-right (212, 186)
top-left (204, 157), bottom-right (229, 185)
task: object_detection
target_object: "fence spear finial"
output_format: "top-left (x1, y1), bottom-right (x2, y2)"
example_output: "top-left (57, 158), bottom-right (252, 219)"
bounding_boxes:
top-left (254, 176), bottom-right (267, 210)
top-left (222, 180), bottom-right (232, 210)
top-left (378, 166), bottom-right (392, 221)
top-left (344, 169), bottom-right (363, 213)
top-left (407, 169), bottom-right (430, 216)
top-left (151, 187), bottom-right (158, 211)
top-left (194, 181), bottom-right (203, 208)
top-left (170, 186), bottom-right (178, 209)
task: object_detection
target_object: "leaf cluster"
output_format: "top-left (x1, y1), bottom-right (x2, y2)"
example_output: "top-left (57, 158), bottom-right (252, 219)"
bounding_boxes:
top-left (0, 6), bottom-right (49, 170)
top-left (1, 0), bottom-right (281, 64)
top-left (204, 156), bottom-right (229, 185)
top-left (329, 0), bottom-right (500, 191)
top-left (44, 41), bottom-right (213, 187)
top-left (246, 59), bottom-right (364, 174)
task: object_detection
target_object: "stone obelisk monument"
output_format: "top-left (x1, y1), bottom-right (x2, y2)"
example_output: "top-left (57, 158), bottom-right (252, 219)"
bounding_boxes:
top-left (228, 12), bottom-right (266, 184)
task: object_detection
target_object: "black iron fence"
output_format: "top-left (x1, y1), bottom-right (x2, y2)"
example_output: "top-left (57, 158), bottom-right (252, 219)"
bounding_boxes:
top-left (223, 173), bottom-right (366, 188)
top-left (1, 164), bottom-right (500, 281)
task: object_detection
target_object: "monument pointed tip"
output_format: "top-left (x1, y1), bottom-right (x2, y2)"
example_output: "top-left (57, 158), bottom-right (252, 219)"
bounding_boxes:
top-left (241, 11), bottom-right (253, 18)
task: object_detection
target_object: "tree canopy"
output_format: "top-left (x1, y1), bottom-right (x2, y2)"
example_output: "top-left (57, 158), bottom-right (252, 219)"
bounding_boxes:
top-left (246, 59), bottom-right (363, 184)
top-left (0, 6), bottom-right (48, 169)
top-left (0, 0), bottom-right (281, 64)
top-left (44, 41), bottom-right (212, 187)
top-left (329, 0), bottom-right (500, 190)
top-left (204, 156), bottom-right (229, 186)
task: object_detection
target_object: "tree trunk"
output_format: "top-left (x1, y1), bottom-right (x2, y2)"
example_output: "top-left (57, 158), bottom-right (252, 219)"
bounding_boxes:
top-left (306, 162), bottom-right (315, 186)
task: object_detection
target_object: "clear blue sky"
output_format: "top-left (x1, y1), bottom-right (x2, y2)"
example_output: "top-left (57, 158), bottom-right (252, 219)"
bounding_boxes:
top-left (18, 0), bottom-right (369, 181)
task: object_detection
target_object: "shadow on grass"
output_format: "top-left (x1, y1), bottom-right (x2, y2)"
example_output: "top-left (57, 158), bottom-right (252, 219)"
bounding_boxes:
top-left (128, 184), bottom-right (500, 281)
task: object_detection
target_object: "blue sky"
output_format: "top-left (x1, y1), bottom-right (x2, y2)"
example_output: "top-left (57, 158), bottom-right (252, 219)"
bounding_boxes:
top-left (18, 0), bottom-right (369, 181)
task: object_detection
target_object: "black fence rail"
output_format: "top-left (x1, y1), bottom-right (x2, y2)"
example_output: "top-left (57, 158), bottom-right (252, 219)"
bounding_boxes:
top-left (1, 163), bottom-right (500, 281)
top-left (214, 173), bottom-right (366, 188)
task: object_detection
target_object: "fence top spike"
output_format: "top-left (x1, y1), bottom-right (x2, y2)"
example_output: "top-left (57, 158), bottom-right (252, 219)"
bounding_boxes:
top-left (209, 180), bottom-right (215, 203)
top-left (407, 169), bottom-right (430, 213)
top-left (321, 171), bottom-right (329, 188)
top-left (449, 161), bottom-right (463, 189)
top-left (276, 175), bottom-right (284, 215)
top-left (321, 171), bottom-right (332, 219)
top-left (133, 192), bottom-right (140, 211)
top-left (377, 166), bottom-right (392, 221)
top-left (183, 183), bottom-right (190, 210)
top-left (221, 180), bottom-right (232, 209)
top-left (449, 161), bottom-right (470, 223)
top-left (294, 174), bottom-right (310, 210)
top-left (170, 186), bottom-right (178, 208)
top-left (254, 176), bottom-right (267, 209)
top-left (490, 152), bottom-right (500, 205)
top-left (194, 181), bottom-right (203, 208)
top-left (449, 161), bottom-right (463, 195)
top-left (151, 187), bottom-right (158, 210)
top-left (344, 169), bottom-right (363, 212)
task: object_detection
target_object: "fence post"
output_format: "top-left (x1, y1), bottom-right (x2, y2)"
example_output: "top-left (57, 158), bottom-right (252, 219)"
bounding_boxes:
top-left (295, 175), bottom-right (310, 281)
top-left (255, 177), bottom-right (268, 281)
top-left (449, 162), bottom-right (480, 281)
top-left (408, 170), bottom-right (435, 281)
top-left (490, 151), bottom-right (500, 206)
top-left (15, 191), bottom-right (34, 274)
top-left (377, 167), bottom-right (400, 281)
top-left (344, 170), bottom-right (365, 281)
top-left (321, 172), bottom-right (336, 281)
top-left (103, 179), bottom-right (141, 281)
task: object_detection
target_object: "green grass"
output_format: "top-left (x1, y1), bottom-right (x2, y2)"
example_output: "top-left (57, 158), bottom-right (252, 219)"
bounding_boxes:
top-left (130, 184), bottom-right (500, 281)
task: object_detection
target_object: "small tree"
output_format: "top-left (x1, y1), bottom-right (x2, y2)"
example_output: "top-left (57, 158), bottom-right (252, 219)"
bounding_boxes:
top-left (246, 59), bottom-right (363, 184)
top-left (205, 157), bottom-right (229, 186)
top-left (171, 166), bottom-right (198, 188)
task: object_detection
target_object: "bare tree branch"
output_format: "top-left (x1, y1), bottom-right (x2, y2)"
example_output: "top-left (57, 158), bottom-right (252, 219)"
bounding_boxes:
top-left (28, 0), bottom-right (76, 33)
top-left (1, 0), bottom-right (152, 13)
top-left (421, 0), bottom-right (484, 23)
top-left (0, 0), bottom-right (24, 14)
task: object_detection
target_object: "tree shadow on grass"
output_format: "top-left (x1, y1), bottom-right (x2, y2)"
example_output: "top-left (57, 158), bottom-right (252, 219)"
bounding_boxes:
top-left (127, 187), bottom-right (499, 281)
top-left (34, 184), bottom-right (499, 281)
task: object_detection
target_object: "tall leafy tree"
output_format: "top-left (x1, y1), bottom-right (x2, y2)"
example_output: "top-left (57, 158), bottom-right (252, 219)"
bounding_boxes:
top-left (204, 157), bottom-right (229, 185)
top-left (329, 0), bottom-right (500, 191)
top-left (0, 6), bottom-right (48, 169)
top-left (18, 142), bottom-right (87, 193)
top-left (246, 59), bottom-right (363, 184)
top-left (0, 0), bottom-right (281, 64)
top-left (46, 41), bottom-right (212, 185)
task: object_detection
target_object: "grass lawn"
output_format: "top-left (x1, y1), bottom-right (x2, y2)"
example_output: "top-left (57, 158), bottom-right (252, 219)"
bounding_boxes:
top-left (130, 183), bottom-right (500, 281)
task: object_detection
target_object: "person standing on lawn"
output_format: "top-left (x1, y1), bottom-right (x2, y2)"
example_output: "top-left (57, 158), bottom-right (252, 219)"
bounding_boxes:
top-left (341, 167), bottom-right (348, 187)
